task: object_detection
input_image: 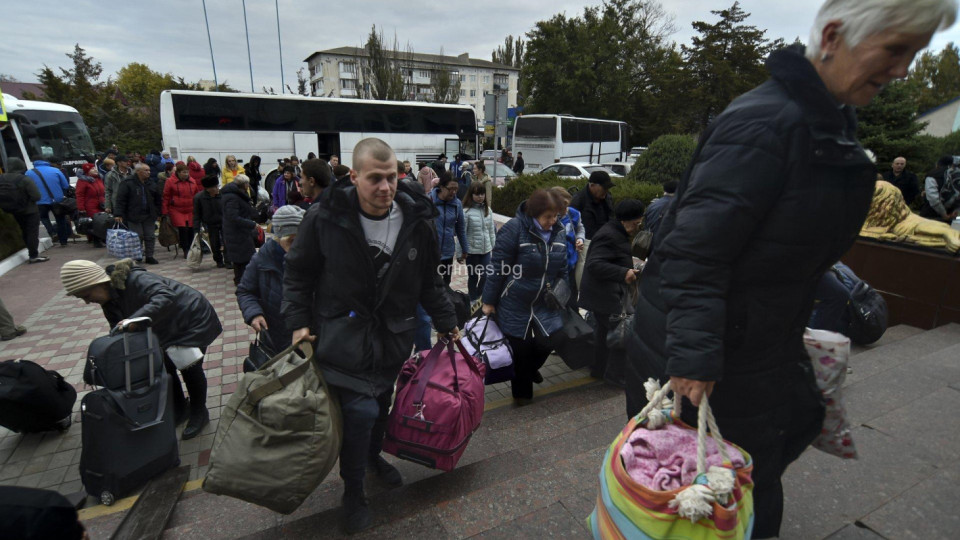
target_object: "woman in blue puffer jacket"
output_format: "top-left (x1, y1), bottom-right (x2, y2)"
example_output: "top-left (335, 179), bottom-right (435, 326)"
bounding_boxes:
top-left (481, 189), bottom-right (568, 402)
top-left (430, 172), bottom-right (469, 285)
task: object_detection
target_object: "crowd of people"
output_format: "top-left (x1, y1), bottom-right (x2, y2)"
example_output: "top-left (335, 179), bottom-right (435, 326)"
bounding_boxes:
top-left (0, 1), bottom-right (958, 537)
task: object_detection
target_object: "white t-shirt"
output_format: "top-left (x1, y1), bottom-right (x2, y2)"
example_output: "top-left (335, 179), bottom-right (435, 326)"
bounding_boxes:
top-left (359, 203), bottom-right (403, 281)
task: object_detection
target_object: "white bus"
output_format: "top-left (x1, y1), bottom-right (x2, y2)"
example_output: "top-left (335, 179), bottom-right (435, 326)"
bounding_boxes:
top-left (0, 93), bottom-right (96, 180)
top-left (159, 90), bottom-right (479, 171)
top-left (511, 114), bottom-right (629, 171)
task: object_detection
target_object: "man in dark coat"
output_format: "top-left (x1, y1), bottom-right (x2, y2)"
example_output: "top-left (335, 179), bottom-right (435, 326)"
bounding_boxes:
top-left (512, 152), bottom-right (525, 174)
top-left (578, 199), bottom-right (644, 381)
top-left (0, 158), bottom-right (46, 263)
top-left (628, 44), bottom-right (877, 537)
top-left (882, 156), bottom-right (919, 206)
top-left (642, 180), bottom-right (677, 239)
top-left (570, 170), bottom-right (615, 239)
top-left (193, 175), bottom-right (225, 268)
top-left (220, 177), bottom-right (259, 285)
top-left (114, 164), bottom-right (162, 264)
top-left (919, 156), bottom-right (959, 222)
top-left (283, 138), bottom-right (458, 535)
top-left (61, 258), bottom-right (222, 439)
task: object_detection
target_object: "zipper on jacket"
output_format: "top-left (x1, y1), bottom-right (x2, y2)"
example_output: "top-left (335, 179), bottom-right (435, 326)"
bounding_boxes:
top-left (523, 226), bottom-right (553, 337)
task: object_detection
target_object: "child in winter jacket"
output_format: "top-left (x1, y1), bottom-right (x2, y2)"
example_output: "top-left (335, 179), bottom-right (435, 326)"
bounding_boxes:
top-left (462, 182), bottom-right (497, 302)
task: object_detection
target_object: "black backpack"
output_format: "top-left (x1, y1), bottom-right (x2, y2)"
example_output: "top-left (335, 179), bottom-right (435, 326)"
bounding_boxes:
top-left (0, 173), bottom-right (29, 214)
top-left (832, 263), bottom-right (888, 345)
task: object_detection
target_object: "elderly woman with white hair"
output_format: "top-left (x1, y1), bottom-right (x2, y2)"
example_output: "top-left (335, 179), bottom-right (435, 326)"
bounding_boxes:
top-left (626, 0), bottom-right (957, 536)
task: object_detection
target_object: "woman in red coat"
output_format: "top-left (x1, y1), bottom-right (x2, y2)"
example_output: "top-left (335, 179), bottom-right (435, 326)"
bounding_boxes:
top-left (76, 163), bottom-right (106, 247)
top-left (163, 162), bottom-right (201, 257)
top-left (187, 157), bottom-right (205, 186)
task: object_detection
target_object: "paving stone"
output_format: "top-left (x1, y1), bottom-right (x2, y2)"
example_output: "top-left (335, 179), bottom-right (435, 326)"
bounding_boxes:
top-left (36, 466), bottom-right (68, 488)
top-left (859, 461), bottom-right (960, 539)
top-left (823, 524), bottom-right (887, 539)
top-left (47, 449), bottom-right (74, 470)
top-left (843, 362), bottom-right (946, 425)
top-left (845, 324), bottom-right (960, 387)
top-left (15, 471), bottom-right (44, 488)
top-left (864, 386), bottom-right (960, 462)
top-left (0, 459), bottom-right (27, 481)
top-left (780, 426), bottom-right (940, 540)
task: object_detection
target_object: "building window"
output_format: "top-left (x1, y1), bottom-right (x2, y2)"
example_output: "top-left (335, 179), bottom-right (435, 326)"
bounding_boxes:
top-left (483, 75), bottom-right (490, 84)
top-left (341, 79), bottom-right (358, 90)
top-left (470, 75), bottom-right (477, 83)
top-left (460, 74), bottom-right (466, 82)
top-left (339, 62), bottom-right (357, 74)
top-left (460, 89), bottom-right (466, 97)
top-left (419, 70), bottom-right (430, 78)
top-left (470, 90), bottom-right (476, 97)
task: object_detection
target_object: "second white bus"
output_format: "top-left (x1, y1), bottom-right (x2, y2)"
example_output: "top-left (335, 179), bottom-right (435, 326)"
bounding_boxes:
top-left (511, 114), bottom-right (629, 171)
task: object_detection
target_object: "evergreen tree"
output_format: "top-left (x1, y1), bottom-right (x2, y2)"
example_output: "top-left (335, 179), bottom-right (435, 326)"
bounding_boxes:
top-left (908, 43), bottom-right (960, 114)
top-left (362, 25), bottom-right (408, 101)
top-left (681, 2), bottom-right (781, 132)
top-left (857, 80), bottom-right (928, 166)
top-left (429, 49), bottom-right (461, 104)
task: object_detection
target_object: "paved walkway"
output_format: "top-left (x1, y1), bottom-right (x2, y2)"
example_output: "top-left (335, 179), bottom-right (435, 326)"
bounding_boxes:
top-left (0, 239), bottom-right (588, 499)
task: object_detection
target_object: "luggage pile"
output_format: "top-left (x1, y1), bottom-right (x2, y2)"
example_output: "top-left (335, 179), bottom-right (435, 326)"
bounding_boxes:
top-left (0, 360), bottom-right (76, 434)
top-left (80, 322), bottom-right (179, 505)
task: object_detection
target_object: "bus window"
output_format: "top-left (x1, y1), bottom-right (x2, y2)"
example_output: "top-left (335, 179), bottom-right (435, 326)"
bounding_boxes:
top-left (516, 117), bottom-right (557, 138)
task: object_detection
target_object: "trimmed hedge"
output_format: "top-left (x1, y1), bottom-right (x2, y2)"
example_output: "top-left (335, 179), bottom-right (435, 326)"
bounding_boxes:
top-left (627, 134), bottom-right (697, 185)
top-left (491, 172), bottom-right (663, 216)
top-left (0, 210), bottom-right (25, 262)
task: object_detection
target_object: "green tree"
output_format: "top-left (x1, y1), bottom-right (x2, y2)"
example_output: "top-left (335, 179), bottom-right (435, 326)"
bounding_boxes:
top-left (857, 80), bottom-right (928, 167)
top-left (429, 49), bottom-right (461, 104)
top-left (681, 2), bottom-right (781, 132)
top-left (522, 0), bottom-right (675, 142)
top-left (492, 35), bottom-right (525, 68)
top-left (362, 25), bottom-right (408, 101)
top-left (289, 68), bottom-right (308, 96)
top-left (908, 43), bottom-right (960, 114)
top-left (626, 134), bottom-right (697, 184)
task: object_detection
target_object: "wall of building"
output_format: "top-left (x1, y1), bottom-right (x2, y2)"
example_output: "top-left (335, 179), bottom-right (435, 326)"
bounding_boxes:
top-left (306, 52), bottom-right (519, 123)
top-left (919, 100), bottom-right (960, 137)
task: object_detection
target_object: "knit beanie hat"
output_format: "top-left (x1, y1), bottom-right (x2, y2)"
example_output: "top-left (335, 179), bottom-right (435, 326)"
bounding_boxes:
top-left (615, 199), bottom-right (646, 221)
top-left (81, 163), bottom-right (97, 176)
top-left (201, 175), bottom-right (219, 189)
top-left (271, 205), bottom-right (305, 238)
top-left (60, 260), bottom-right (110, 295)
top-left (6, 157), bottom-right (26, 174)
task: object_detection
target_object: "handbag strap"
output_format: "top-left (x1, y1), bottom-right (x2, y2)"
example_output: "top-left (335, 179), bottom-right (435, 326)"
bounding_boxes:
top-left (241, 341), bottom-right (313, 411)
top-left (33, 168), bottom-right (56, 201)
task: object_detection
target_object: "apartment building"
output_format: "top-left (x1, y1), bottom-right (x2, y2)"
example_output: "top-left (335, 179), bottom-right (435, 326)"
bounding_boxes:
top-left (304, 47), bottom-right (519, 120)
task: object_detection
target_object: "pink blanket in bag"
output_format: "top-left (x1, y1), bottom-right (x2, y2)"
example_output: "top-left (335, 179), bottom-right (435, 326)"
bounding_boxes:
top-left (619, 423), bottom-right (745, 491)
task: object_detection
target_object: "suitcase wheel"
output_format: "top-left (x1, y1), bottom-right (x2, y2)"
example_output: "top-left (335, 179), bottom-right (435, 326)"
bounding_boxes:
top-left (100, 491), bottom-right (115, 506)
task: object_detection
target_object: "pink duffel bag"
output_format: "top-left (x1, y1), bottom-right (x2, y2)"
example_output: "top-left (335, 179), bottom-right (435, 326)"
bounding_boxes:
top-left (383, 338), bottom-right (486, 472)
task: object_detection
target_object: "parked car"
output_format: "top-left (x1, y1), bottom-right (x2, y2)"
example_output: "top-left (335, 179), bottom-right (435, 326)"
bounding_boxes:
top-left (601, 162), bottom-right (632, 176)
top-left (480, 150), bottom-right (504, 162)
top-left (628, 146), bottom-right (648, 158)
top-left (483, 161), bottom-right (517, 186)
top-left (537, 162), bottom-right (622, 180)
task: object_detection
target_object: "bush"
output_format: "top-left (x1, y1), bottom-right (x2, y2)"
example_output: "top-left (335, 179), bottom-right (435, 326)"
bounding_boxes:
top-left (491, 173), bottom-right (663, 216)
top-left (627, 134), bottom-right (697, 185)
top-left (0, 210), bottom-right (25, 262)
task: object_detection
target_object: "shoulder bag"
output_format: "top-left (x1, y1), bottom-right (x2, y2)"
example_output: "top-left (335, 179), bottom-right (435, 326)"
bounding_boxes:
top-left (33, 168), bottom-right (76, 217)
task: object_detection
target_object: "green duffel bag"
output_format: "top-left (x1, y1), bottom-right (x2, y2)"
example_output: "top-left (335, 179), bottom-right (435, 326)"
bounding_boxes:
top-left (203, 341), bottom-right (342, 514)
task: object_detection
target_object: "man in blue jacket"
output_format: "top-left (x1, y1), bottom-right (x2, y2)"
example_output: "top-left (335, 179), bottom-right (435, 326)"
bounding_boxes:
top-left (430, 173), bottom-right (468, 286)
top-left (25, 157), bottom-right (71, 247)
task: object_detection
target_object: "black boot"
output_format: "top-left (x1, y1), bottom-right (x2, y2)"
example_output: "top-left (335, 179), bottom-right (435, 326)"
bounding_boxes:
top-left (367, 455), bottom-right (403, 487)
top-left (182, 407), bottom-right (209, 440)
top-left (342, 489), bottom-right (372, 535)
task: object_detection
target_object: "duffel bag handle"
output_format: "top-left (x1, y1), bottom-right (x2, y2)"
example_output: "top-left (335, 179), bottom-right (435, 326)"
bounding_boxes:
top-left (241, 339), bottom-right (315, 414)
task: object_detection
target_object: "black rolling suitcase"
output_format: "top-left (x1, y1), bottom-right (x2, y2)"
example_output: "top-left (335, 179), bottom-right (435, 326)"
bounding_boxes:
top-left (0, 359), bottom-right (76, 433)
top-left (80, 326), bottom-right (179, 506)
top-left (84, 325), bottom-right (164, 388)
top-left (91, 212), bottom-right (113, 241)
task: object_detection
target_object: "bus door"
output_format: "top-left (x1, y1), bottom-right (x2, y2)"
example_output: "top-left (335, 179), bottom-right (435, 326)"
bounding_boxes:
top-left (445, 139), bottom-right (459, 161)
top-left (294, 132), bottom-right (320, 162)
top-left (314, 132), bottom-right (341, 162)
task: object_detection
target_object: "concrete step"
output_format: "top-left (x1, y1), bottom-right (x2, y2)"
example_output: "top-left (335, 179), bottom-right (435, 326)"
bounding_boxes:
top-left (84, 382), bottom-right (626, 539)
top-left (844, 323), bottom-right (960, 387)
top-left (850, 324), bottom-right (925, 357)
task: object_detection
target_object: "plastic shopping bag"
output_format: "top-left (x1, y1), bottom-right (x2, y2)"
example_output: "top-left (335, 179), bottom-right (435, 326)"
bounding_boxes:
top-left (804, 328), bottom-right (858, 459)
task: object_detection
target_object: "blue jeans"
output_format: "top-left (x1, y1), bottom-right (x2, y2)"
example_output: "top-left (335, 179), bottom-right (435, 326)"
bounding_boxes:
top-left (38, 205), bottom-right (70, 245)
top-left (336, 387), bottom-right (392, 493)
top-left (414, 304), bottom-right (432, 353)
top-left (465, 252), bottom-right (491, 302)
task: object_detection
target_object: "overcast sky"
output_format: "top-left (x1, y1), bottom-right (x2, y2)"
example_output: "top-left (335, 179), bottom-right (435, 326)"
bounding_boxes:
top-left (3, 0), bottom-right (958, 93)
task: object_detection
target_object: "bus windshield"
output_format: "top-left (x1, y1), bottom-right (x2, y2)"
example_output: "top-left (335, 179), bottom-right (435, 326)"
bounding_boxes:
top-left (17, 110), bottom-right (96, 162)
top-left (514, 117), bottom-right (557, 138)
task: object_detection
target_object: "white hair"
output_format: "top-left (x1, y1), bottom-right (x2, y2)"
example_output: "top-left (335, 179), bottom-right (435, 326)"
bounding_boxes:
top-left (134, 163), bottom-right (150, 172)
top-left (234, 174), bottom-right (250, 184)
top-left (807, 0), bottom-right (957, 59)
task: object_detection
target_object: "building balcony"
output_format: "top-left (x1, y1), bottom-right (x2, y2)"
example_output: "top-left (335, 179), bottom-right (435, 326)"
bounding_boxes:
top-left (340, 88), bottom-right (358, 97)
top-left (339, 71), bottom-right (358, 80)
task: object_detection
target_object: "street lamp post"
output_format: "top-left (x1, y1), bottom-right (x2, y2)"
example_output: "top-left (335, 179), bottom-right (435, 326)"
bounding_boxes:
top-left (242, 0), bottom-right (254, 93)
top-left (201, 0), bottom-right (218, 89)
top-left (275, 0), bottom-right (285, 93)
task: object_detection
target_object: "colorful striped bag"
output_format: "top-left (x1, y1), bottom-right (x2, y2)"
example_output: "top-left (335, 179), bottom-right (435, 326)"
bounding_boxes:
top-left (589, 380), bottom-right (755, 539)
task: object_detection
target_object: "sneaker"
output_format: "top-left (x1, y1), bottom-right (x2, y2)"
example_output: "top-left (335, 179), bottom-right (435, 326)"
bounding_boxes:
top-left (368, 455), bottom-right (403, 487)
top-left (182, 408), bottom-right (209, 440)
top-left (342, 490), bottom-right (372, 535)
top-left (144, 257), bottom-right (159, 265)
top-left (28, 256), bottom-right (50, 264)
